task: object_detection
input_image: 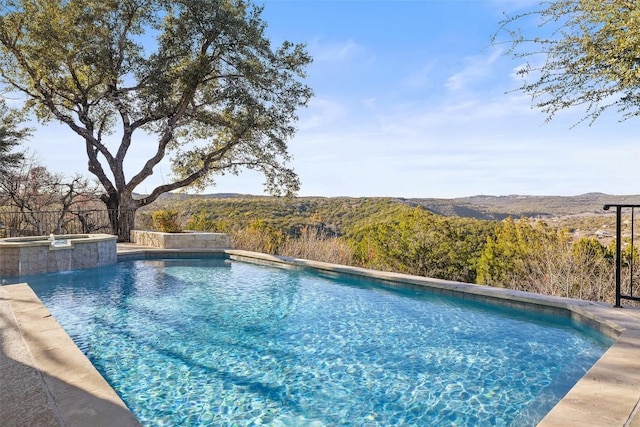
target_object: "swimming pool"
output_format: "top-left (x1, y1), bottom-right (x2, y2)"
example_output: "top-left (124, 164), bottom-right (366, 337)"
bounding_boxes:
top-left (23, 257), bottom-right (612, 426)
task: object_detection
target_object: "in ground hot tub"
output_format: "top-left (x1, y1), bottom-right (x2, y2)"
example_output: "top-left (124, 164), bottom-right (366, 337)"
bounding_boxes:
top-left (0, 233), bottom-right (117, 278)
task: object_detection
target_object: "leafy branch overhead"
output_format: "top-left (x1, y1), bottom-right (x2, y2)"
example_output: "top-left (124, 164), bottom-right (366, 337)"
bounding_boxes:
top-left (0, 0), bottom-right (312, 239)
top-left (496, 0), bottom-right (640, 124)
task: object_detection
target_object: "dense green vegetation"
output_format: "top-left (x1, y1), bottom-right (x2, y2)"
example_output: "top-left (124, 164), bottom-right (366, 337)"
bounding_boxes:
top-left (476, 218), bottom-right (616, 301)
top-left (142, 194), bottom-right (640, 304)
top-left (141, 196), bottom-right (404, 236)
top-left (348, 205), bottom-right (496, 283)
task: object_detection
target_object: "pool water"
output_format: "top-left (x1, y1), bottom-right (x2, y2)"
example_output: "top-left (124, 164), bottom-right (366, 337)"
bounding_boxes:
top-left (24, 258), bottom-right (612, 426)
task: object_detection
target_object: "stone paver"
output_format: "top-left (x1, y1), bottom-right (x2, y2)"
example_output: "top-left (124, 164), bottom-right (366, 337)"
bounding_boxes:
top-left (0, 297), bottom-right (61, 427)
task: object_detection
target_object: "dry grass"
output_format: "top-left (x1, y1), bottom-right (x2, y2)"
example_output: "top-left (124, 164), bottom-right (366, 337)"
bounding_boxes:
top-left (231, 226), bottom-right (352, 266)
top-left (278, 228), bottom-right (353, 265)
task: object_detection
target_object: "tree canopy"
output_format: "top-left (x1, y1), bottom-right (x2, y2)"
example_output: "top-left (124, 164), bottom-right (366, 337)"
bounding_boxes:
top-left (496, 0), bottom-right (640, 124)
top-left (0, 0), bottom-right (312, 240)
top-left (0, 99), bottom-right (27, 176)
top-left (347, 206), bottom-right (496, 283)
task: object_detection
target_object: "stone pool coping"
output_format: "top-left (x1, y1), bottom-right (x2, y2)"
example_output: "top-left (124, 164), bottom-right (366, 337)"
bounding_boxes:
top-left (2, 244), bottom-right (640, 426)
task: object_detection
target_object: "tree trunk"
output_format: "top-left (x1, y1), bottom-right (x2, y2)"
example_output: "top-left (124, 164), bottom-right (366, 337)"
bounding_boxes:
top-left (101, 191), bottom-right (137, 242)
top-left (102, 193), bottom-right (119, 239)
top-left (117, 208), bottom-right (136, 242)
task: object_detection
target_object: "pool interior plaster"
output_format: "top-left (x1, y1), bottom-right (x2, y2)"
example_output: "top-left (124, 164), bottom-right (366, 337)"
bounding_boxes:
top-left (2, 245), bottom-right (640, 426)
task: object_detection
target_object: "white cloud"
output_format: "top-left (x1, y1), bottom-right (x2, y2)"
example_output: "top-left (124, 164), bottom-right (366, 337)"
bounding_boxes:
top-left (446, 49), bottom-right (503, 91)
top-left (311, 38), bottom-right (364, 62)
top-left (404, 61), bottom-right (437, 88)
top-left (362, 98), bottom-right (376, 108)
top-left (376, 93), bottom-right (536, 138)
top-left (298, 96), bottom-right (348, 130)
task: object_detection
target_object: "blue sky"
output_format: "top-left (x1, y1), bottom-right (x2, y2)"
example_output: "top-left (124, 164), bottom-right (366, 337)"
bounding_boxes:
top-left (26, 0), bottom-right (640, 198)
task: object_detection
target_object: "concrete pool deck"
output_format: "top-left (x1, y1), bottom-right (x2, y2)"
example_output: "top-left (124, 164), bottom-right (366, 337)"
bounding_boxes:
top-left (1, 244), bottom-right (640, 426)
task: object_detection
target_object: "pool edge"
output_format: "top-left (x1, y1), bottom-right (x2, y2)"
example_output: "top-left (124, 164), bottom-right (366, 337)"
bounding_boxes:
top-left (0, 283), bottom-right (141, 427)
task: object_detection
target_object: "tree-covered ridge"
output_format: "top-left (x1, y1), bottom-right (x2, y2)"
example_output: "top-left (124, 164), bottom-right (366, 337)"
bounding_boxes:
top-left (402, 193), bottom-right (639, 219)
top-left (143, 195), bottom-right (405, 236)
top-left (144, 192), bottom-right (627, 238)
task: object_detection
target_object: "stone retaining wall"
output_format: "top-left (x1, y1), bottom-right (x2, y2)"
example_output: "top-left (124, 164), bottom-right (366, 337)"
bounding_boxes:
top-left (130, 230), bottom-right (231, 249)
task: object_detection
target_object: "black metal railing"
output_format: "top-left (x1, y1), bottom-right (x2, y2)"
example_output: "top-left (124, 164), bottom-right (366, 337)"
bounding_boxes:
top-left (0, 209), bottom-right (116, 238)
top-left (603, 204), bottom-right (640, 307)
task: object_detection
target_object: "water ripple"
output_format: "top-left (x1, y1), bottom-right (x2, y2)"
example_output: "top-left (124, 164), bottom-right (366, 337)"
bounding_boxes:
top-left (26, 258), bottom-right (613, 427)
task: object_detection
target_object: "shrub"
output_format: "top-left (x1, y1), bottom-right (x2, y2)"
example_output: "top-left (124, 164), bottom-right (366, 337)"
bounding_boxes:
top-left (151, 210), bottom-right (182, 233)
top-left (185, 210), bottom-right (230, 232)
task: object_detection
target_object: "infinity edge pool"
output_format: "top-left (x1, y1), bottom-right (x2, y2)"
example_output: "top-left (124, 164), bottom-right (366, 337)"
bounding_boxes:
top-left (2, 246), bottom-right (640, 426)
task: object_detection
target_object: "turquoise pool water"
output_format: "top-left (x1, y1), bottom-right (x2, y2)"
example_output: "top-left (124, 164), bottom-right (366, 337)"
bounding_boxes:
top-left (22, 258), bottom-right (612, 426)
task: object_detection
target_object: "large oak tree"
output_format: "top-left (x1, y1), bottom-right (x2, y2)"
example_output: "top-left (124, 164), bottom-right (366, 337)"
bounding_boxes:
top-left (496, 0), bottom-right (640, 124)
top-left (0, 0), bottom-right (312, 241)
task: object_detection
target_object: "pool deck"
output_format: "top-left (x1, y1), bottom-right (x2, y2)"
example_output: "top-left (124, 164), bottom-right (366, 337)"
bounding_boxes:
top-left (1, 244), bottom-right (640, 426)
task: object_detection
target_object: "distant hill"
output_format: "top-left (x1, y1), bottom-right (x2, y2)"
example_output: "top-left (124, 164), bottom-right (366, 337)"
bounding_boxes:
top-left (140, 192), bottom-right (640, 242)
top-left (148, 192), bottom-right (639, 220)
top-left (399, 193), bottom-right (640, 220)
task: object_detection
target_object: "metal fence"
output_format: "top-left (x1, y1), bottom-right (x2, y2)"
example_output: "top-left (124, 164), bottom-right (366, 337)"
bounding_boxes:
top-left (603, 204), bottom-right (640, 307)
top-left (0, 210), bottom-right (116, 238)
